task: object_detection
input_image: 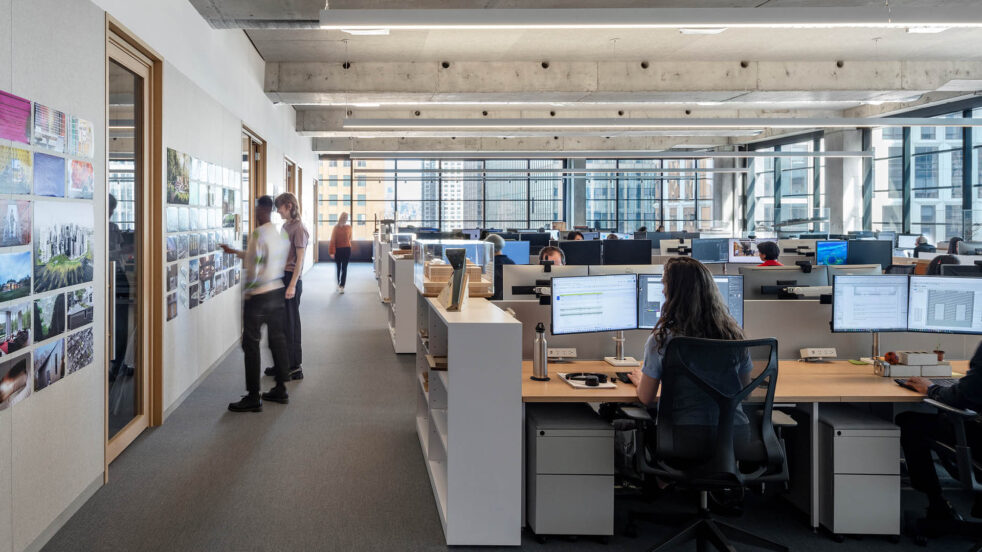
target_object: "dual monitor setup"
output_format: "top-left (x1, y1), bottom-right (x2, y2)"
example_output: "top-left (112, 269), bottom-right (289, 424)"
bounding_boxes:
top-left (815, 240), bottom-right (893, 268)
top-left (832, 275), bottom-right (982, 334)
top-left (689, 238), bottom-right (777, 264)
top-left (549, 273), bottom-right (744, 336)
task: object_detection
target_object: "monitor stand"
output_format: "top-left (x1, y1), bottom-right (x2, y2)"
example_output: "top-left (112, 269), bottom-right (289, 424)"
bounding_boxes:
top-left (605, 330), bottom-right (640, 367)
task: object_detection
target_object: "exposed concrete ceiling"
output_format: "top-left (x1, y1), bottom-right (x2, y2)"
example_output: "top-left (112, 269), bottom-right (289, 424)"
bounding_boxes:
top-left (190, 0), bottom-right (982, 153)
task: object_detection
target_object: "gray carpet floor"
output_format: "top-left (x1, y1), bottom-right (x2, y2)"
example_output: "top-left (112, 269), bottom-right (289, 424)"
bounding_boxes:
top-left (42, 263), bottom-right (975, 551)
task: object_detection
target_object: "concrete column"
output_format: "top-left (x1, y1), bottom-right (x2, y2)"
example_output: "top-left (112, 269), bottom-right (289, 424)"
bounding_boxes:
top-left (712, 149), bottom-right (738, 235)
top-left (569, 158), bottom-right (586, 228)
top-left (824, 129), bottom-right (864, 234)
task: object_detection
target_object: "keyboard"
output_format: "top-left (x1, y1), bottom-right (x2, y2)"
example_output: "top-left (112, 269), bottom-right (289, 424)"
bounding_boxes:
top-left (929, 378), bottom-right (958, 388)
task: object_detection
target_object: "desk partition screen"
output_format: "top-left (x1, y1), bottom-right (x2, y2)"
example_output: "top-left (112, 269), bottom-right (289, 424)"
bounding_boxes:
top-left (831, 275), bottom-right (909, 333)
top-left (551, 274), bottom-right (638, 335)
top-left (908, 276), bottom-right (982, 334)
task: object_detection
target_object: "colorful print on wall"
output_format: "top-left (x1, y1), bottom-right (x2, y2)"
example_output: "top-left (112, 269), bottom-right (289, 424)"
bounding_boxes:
top-left (0, 250), bottom-right (32, 304)
top-left (33, 103), bottom-right (67, 153)
top-left (33, 338), bottom-right (65, 392)
top-left (33, 152), bottom-right (65, 197)
top-left (0, 301), bottom-right (31, 357)
top-left (166, 264), bottom-right (177, 293)
top-left (68, 116), bottom-right (95, 159)
top-left (0, 199), bottom-right (31, 247)
top-left (166, 292), bottom-right (177, 321)
top-left (66, 286), bottom-right (94, 330)
top-left (0, 90), bottom-right (32, 144)
top-left (0, 352), bottom-right (31, 409)
top-left (68, 160), bottom-right (94, 199)
top-left (0, 145), bottom-right (32, 194)
top-left (166, 148), bottom-right (190, 204)
top-left (33, 200), bottom-right (94, 293)
top-left (166, 236), bottom-right (178, 263)
top-left (66, 327), bottom-right (93, 374)
top-left (189, 283), bottom-right (199, 309)
top-left (33, 293), bottom-right (65, 342)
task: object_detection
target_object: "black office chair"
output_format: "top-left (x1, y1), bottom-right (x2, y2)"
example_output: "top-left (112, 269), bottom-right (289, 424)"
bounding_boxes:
top-left (885, 264), bottom-right (916, 275)
top-left (908, 398), bottom-right (982, 550)
top-left (625, 337), bottom-right (789, 552)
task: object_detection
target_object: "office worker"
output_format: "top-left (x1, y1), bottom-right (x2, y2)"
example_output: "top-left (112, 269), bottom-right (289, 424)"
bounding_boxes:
top-left (913, 236), bottom-right (937, 258)
top-left (607, 233), bottom-right (620, 240)
top-left (638, 226), bottom-right (648, 232)
top-left (926, 254), bottom-right (959, 276)
top-left (567, 231), bottom-right (584, 241)
top-left (538, 246), bottom-right (565, 266)
top-left (485, 234), bottom-right (514, 300)
top-left (629, 257), bottom-right (751, 412)
top-left (948, 236), bottom-right (964, 254)
top-left (329, 211), bottom-right (352, 294)
top-left (756, 241), bottom-right (783, 267)
top-left (655, 225), bottom-right (665, 232)
top-left (896, 341), bottom-right (982, 521)
top-left (222, 196), bottom-right (292, 412)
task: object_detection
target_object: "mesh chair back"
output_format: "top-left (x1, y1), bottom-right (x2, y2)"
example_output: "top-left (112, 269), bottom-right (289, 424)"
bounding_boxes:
top-left (654, 337), bottom-right (783, 487)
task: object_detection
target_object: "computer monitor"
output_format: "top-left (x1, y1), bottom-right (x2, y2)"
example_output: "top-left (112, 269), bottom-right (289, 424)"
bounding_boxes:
top-left (897, 235), bottom-right (919, 249)
top-left (589, 265), bottom-right (663, 276)
top-left (579, 231), bottom-right (601, 241)
top-left (691, 238), bottom-right (730, 264)
top-left (728, 238), bottom-right (776, 264)
top-left (738, 266), bottom-right (830, 300)
top-left (500, 240), bottom-right (530, 265)
top-left (559, 240), bottom-right (603, 265)
top-left (957, 241), bottom-right (982, 256)
top-left (876, 231), bottom-right (897, 246)
top-left (941, 264), bottom-right (982, 277)
top-left (848, 231), bottom-right (875, 239)
top-left (460, 229), bottom-right (481, 240)
top-left (846, 239), bottom-right (892, 269)
top-left (519, 232), bottom-right (551, 248)
top-left (637, 274), bottom-right (743, 329)
top-left (908, 276), bottom-right (982, 334)
top-left (799, 233), bottom-right (831, 239)
top-left (551, 274), bottom-right (639, 335)
top-left (826, 264), bottom-right (882, 285)
top-left (494, 232), bottom-right (521, 241)
top-left (831, 275), bottom-right (910, 333)
top-left (633, 231), bottom-right (647, 240)
top-left (602, 239), bottom-right (652, 265)
top-left (815, 240), bottom-right (848, 265)
top-left (501, 265), bottom-right (589, 300)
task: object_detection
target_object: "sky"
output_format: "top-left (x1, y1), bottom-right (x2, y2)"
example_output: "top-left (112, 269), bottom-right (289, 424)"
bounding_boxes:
top-left (0, 250), bottom-right (31, 282)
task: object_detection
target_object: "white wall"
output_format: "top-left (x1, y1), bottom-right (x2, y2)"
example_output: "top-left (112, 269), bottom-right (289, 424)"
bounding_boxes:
top-left (0, 2), bottom-right (107, 552)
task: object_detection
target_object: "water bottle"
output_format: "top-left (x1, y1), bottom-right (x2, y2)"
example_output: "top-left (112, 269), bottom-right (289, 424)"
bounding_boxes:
top-left (532, 322), bottom-right (550, 381)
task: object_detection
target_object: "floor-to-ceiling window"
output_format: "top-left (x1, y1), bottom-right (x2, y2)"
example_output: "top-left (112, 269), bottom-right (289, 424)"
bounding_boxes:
top-left (747, 137), bottom-right (824, 234)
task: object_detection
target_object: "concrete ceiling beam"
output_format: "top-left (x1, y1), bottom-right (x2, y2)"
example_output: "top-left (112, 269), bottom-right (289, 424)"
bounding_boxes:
top-left (311, 135), bottom-right (733, 153)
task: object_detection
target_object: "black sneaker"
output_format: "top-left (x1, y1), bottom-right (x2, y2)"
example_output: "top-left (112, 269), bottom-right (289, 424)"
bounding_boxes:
top-left (261, 385), bottom-right (289, 404)
top-left (228, 394), bottom-right (262, 412)
top-left (263, 366), bottom-right (276, 377)
top-left (264, 366), bottom-right (304, 380)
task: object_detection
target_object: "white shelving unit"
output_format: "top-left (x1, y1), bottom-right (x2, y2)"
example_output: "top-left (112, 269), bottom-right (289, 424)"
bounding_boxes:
top-left (415, 293), bottom-right (522, 546)
top-left (374, 236), bottom-right (392, 303)
top-left (387, 252), bottom-right (417, 353)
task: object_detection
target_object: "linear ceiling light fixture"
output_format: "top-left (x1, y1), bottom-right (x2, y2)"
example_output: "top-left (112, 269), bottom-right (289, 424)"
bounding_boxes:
top-left (679, 28), bottom-right (727, 35)
top-left (340, 28), bottom-right (389, 35)
top-left (319, 7), bottom-right (982, 31)
top-left (342, 117), bottom-right (982, 130)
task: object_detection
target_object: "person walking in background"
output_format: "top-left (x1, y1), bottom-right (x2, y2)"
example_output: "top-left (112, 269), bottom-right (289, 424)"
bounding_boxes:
top-left (221, 196), bottom-right (291, 412)
top-left (329, 211), bottom-right (352, 294)
top-left (262, 192), bottom-right (309, 381)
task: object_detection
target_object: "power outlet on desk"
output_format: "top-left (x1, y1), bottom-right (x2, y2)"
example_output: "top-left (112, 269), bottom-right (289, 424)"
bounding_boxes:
top-left (548, 347), bottom-right (577, 361)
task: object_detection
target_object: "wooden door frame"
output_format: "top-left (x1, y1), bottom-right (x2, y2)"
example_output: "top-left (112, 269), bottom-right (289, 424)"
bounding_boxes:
top-left (105, 16), bottom-right (164, 470)
top-left (285, 156), bottom-right (297, 197)
top-left (242, 127), bottom-right (266, 232)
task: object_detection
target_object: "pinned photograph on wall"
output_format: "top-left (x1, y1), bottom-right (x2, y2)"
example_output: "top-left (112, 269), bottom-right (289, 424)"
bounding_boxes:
top-left (166, 264), bottom-right (177, 292)
top-left (200, 276), bottom-right (213, 302)
top-left (166, 236), bottom-right (178, 263)
top-left (34, 200), bottom-right (94, 293)
top-left (0, 199), bottom-right (31, 247)
top-left (214, 251), bottom-right (223, 272)
top-left (178, 207), bottom-right (190, 232)
top-left (232, 268), bottom-right (240, 287)
top-left (67, 160), bottom-right (94, 199)
top-left (209, 163), bottom-right (219, 186)
top-left (216, 272), bottom-right (228, 294)
top-left (199, 254), bottom-right (215, 283)
top-left (0, 90), bottom-right (32, 145)
top-left (0, 145), bottom-right (32, 194)
top-left (68, 116), bottom-right (95, 159)
top-left (189, 258), bottom-right (199, 282)
top-left (165, 206), bottom-right (178, 233)
top-left (189, 283), bottom-right (199, 309)
top-left (33, 103), bottom-right (67, 153)
top-left (66, 327), bottom-right (93, 374)
top-left (179, 263), bottom-right (189, 305)
top-left (189, 208), bottom-right (198, 231)
top-left (0, 352), bottom-right (31, 410)
top-left (197, 208), bottom-right (208, 230)
top-left (34, 293), bottom-right (65, 342)
top-left (208, 232), bottom-right (217, 252)
top-left (209, 186), bottom-right (220, 209)
top-left (177, 235), bottom-right (189, 259)
top-left (209, 209), bottom-right (219, 229)
top-left (0, 301), bottom-right (31, 357)
top-left (166, 148), bottom-right (190, 204)
top-left (0, 250), bottom-right (32, 304)
top-left (66, 285), bottom-right (94, 330)
top-left (223, 214), bottom-right (236, 229)
top-left (222, 188), bottom-right (234, 214)
top-left (166, 292), bottom-right (177, 321)
top-left (33, 338), bottom-right (65, 392)
top-left (189, 181), bottom-right (199, 206)
top-left (188, 233), bottom-right (200, 257)
top-left (33, 152), bottom-right (65, 197)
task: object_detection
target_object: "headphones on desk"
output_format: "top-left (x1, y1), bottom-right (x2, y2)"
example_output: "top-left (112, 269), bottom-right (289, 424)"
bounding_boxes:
top-left (565, 372), bottom-right (609, 387)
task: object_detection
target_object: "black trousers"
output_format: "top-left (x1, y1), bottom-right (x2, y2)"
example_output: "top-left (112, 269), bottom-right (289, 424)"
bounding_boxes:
top-left (897, 411), bottom-right (982, 498)
top-left (335, 246), bottom-right (351, 287)
top-left (281, 271), bottom-right (302, 369)
top-left (242, 288), bottom-right (290, 394)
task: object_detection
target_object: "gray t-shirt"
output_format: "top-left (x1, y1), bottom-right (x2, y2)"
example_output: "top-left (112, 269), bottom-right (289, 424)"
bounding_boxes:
top-left (282, 219), bottom-right (310, 273)
top-left (641, 334), bottom-right (752, 426)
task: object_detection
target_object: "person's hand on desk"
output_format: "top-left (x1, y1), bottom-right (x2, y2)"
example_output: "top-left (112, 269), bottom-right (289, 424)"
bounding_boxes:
top-left (903, 376), bottom-right (932, 394)
top-left (627, 368), bottom-right (642, 387)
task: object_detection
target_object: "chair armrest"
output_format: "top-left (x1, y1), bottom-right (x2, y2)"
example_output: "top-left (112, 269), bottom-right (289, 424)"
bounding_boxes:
top-left (924, 398), bottom-right (978, 418)
top-left (618, 405), bottom-right (653, 422)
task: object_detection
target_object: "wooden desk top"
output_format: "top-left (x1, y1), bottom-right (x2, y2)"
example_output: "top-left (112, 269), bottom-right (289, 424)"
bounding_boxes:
top-left (521, 359), bottom-right (968, 404)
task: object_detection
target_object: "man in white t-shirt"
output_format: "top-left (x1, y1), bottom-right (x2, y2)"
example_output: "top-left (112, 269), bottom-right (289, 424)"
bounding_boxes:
top-left (221, 195), bottom-right (291, 412)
